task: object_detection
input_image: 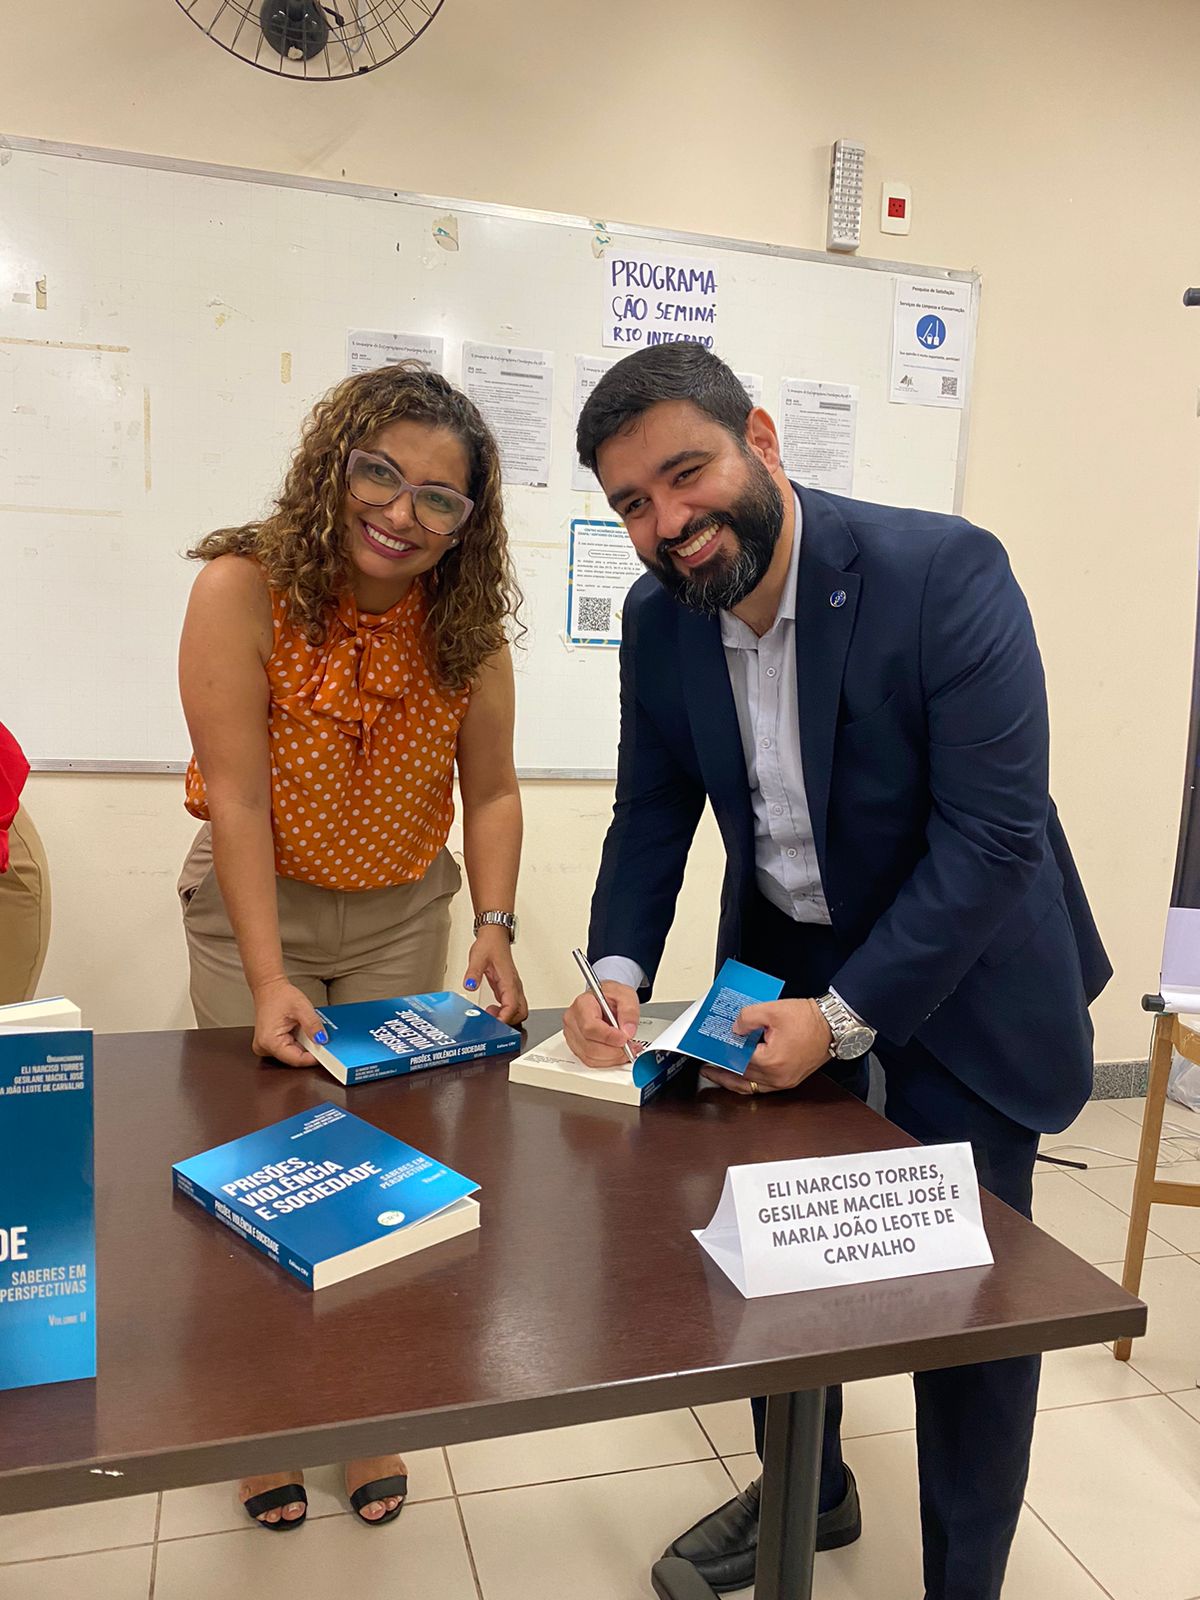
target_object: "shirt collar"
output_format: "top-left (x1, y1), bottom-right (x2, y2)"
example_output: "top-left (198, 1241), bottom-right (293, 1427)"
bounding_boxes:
top-left (719, 489), bottom-right (803, 650)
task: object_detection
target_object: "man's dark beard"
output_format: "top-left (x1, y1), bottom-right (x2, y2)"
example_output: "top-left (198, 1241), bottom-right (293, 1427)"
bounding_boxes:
top-left (644, 454), bottom-right (784, 616)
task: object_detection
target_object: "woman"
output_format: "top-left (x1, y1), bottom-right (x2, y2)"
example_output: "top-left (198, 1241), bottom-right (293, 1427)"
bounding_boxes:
top-left (178, 362), bottom-right (527, 1531)
top-left (0, 720), bottom-right (51, 1006)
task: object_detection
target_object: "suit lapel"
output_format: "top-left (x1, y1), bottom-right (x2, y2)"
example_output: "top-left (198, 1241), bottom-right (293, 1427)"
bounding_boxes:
top-left (793, 487), bottom-right (860, 871)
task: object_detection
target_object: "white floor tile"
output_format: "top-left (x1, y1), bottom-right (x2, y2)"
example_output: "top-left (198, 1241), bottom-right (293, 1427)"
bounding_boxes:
top-left (700, 1349), bottom-right (1147, 1462)
top-left (1169, 1386), bottom-right (1200, 1424)
top-left (695, 1373), bottom-right (916, 1463)
top-left (1033, 1171), bottom-right (1176, 1262)
top-left (447, 1410), bottom-right (714, 1495)
top-left (727, 1433), bottom-right (918, 1600)
top-left (842, 1373), bottom-right (916, 1437)
top-left (1026, 1394), bottom-right (1200, 1600)
top-left (1038, 1341), bottom-right (1157, 1409)
top-left (158, 1449), bottom-right (449, 1540)
top-left (1000, 1506), bottom-right (1123, 1600)
top-left (1112, 1094), bottom-right (1200, 1143)
top-left (1042, 1101), bottom-right (1147, 1166)
top-left (1100, 1254), bottom-right (1200, 1393)
top-left (0, 1545), bottom-right (153, 1599)
top-left (1075, 1160), bottom-right (1200, 1253)
top-left (0, 1492), bottom-right (158, 1562)
top-left (723, 1451), bottom-right (758, 1492)
top-left (693, 1398), bottom-right (755, 1457)
top-left (728, 1434), bottom-right (1123, 1600)
top-left (460, 1459), bottom-right (734, 1600)
top-left (153, 1496), bottom-right (476, 1600)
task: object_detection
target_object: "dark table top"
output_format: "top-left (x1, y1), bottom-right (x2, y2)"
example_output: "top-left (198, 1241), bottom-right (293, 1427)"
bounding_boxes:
top-left (0, 1008), bottom-right (1145, 1512)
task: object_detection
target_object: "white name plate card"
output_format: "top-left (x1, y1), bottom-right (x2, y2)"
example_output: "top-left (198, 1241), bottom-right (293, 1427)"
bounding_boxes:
top-left (694, 1142), bottom-right (993, 1299)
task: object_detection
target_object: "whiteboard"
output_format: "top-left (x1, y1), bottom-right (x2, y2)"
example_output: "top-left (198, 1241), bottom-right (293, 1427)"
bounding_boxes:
top-left (0, 138), bottom-right (978, 775)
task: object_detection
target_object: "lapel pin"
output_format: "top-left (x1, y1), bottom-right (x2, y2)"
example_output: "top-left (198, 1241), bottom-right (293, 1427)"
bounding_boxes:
top-left (830, 589), bottom-right (847, 609)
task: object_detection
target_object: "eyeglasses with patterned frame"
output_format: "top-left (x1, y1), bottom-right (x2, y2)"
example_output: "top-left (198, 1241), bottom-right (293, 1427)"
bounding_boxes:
top-left (346, 448), bottom-right (474, 538)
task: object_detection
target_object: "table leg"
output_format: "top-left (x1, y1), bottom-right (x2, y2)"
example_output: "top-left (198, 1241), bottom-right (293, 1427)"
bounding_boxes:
top-left (649, 1387), bottom-right (825, 1600)
top-left (755, 1387), bottom-right (825, 1600)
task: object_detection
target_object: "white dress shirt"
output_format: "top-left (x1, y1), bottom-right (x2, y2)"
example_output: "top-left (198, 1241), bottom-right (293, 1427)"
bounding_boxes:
top-left (595, 493), bottom-right (838, 998)
top-left (720, 493), bottom-right (831, 927)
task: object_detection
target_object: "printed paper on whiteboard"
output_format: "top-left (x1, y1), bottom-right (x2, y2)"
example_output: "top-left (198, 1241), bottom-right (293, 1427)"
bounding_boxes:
top-left (572, 355), bottom-right (618, 494)
top-left (463, 343), bottom-right (554, 488)
top-left (779, 379), bottom-right (858, 493)
top-left (347, 329), bottom-right (445, 376)
top-left (890, 279), bottom-right (971, 409)
top-left (566, 519), bottom-right (644, 645)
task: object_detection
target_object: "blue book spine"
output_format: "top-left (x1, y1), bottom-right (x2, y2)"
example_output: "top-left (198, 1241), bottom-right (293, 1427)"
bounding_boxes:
top-left (637, 1051), bottom-right (694, 1104)
top-left (345, 1031), bottom-right (516, 1084)
top-left (172, 1169), bottom-right (317, 1289)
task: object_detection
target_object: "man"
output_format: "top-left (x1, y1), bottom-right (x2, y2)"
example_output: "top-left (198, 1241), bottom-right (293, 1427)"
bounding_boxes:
top-left (563, 344), bottom-right (1109, 1600)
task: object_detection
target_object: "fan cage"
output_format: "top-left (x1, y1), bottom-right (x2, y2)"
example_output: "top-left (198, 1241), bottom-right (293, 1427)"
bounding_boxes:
top-left (172, 0), bottom-right (446, 80)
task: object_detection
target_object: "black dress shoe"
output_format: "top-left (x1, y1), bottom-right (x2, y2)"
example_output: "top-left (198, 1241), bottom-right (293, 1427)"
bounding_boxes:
top-left (662, 1467), bottom-right (860, 1593)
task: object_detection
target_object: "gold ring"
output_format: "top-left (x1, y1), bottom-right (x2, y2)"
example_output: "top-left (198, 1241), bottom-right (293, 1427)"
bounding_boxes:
top-left (747, 1080), bottom-right (759, 1096)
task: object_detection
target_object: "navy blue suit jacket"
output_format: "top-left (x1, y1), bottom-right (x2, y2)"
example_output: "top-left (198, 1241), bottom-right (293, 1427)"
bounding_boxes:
top-left (588, 486), bottom-right (1111, 1133)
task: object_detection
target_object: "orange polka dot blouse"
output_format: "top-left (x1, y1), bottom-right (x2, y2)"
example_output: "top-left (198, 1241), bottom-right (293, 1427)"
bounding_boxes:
top-left (185, 582), bottom-right (469, 891)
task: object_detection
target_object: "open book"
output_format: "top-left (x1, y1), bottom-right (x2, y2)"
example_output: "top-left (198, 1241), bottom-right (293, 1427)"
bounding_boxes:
top-left (508, 959), bottom-right (784, 1105)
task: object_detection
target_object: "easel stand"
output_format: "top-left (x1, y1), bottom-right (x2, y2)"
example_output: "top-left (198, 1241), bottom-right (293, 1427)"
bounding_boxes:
top-left (1113, 1003), bottom-right (1200, 1362)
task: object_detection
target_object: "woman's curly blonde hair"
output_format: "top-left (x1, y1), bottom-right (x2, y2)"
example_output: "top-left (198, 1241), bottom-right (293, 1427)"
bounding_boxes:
top-left (189, 362), bottom-right (523, 693)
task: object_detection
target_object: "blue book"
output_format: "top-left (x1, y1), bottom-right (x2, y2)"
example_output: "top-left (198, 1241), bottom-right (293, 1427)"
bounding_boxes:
top-left (0, 1023), bottom-right (96, 1391)
top-left (668, 959), bottom-right (786, 1076)
top-left (300, 992), bottom-right (521, 1086)
top-left (172, 1103), bottom-right (479, 1290)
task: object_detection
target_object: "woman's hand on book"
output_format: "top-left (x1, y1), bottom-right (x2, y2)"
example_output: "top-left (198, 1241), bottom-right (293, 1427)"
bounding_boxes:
top-left (250, 976), bottom-right (324, 1067)
top-left (464, 927), bottom-right (529, 1026)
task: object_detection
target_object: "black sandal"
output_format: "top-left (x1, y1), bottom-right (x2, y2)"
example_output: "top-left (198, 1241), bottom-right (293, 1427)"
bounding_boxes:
top-left (348, 1474), bottom-right (408, 1527)
top-left (241, 1482), bottom-right (308, 1531)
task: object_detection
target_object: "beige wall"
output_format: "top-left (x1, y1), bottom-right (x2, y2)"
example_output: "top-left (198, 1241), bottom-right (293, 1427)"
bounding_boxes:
top-left (8, 0), bottom-right (1200, 1056)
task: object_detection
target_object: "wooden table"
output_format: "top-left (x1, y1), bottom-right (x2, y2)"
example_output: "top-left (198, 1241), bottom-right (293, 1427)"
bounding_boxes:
top-left (0, 1012), bottom-right (1146, 1600)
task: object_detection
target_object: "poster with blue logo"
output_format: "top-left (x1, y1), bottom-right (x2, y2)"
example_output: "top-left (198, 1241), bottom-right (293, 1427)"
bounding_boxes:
top-left (890, 278), bottom-right (972, 409)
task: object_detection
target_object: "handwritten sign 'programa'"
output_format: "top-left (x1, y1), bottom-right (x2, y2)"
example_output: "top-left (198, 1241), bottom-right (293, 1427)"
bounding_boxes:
top-left (695, 1143), bottom-right (993, 1299)
top-left (601, 250), bottom-right (719, 350)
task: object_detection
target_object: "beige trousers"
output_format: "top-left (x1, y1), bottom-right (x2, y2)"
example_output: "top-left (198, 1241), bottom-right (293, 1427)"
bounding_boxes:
top-left (179, 824), bottom-right (462, 1028)
top-left (0, 806), bottom-right (51, 1006)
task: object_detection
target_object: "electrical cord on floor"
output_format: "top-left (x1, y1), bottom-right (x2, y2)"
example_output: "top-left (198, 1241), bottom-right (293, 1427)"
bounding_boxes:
top-left (1036, 1121), bottom-right (1200, 1173)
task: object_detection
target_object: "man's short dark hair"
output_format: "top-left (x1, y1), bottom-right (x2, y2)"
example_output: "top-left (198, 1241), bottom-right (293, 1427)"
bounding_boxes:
top-left (576, 345), bottom-right (753, 475)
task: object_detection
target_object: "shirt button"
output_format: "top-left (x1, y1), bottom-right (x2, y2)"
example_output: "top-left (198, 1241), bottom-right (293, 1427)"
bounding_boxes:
top-left (760, 737), bottom-right (771, 750)
top-left (772, 805), bottom-right (783, 816)
top-left (786, 848), bottom-right (798, 858)
top-left (766, 667), bottom-right (777, 678)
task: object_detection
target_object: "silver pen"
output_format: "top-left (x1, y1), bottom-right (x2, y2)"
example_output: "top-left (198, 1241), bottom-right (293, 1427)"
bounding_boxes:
top-left (571, 947), bottom-right (637, 1066)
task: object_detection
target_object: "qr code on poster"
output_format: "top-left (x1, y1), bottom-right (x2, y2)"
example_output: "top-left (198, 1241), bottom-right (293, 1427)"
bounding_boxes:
top-left (576, 596), bottom-right (612, 633)
top-left (940, 375), bottom-right (958, 397)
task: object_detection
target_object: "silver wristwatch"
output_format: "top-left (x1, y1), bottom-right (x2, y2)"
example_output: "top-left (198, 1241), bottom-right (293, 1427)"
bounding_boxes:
top-left (815, 991), bottom-right (875, 1061)
top-left (473, 910), bottom-right (518, 944)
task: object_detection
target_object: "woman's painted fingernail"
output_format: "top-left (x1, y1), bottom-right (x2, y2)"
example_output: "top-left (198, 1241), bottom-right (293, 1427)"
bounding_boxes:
top-left (314, 1030), bottom-right (328, 1044)
top-left (464, 978), bottom-right (478, 990)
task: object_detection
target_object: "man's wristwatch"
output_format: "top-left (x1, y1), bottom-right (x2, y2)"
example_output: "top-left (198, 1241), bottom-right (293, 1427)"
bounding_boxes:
top-left (814, 991), bottom-right (875, 1061)
top-left (473, 910), bottom-right (518, 944)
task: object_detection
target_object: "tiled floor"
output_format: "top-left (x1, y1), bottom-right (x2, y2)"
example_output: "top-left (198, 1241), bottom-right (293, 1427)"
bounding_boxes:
top-left (2, 1096), bottom-right (1198, 1600)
